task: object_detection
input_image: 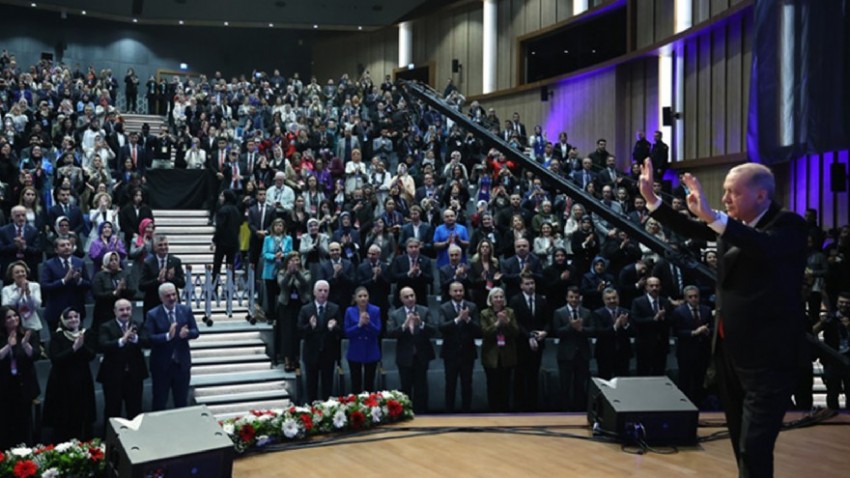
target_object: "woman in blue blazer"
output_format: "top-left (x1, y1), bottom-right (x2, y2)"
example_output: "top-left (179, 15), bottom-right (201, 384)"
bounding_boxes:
top-left (262, 218), bottom-right (292, 318)
top-left (344, 287), bottom-right (381, 393)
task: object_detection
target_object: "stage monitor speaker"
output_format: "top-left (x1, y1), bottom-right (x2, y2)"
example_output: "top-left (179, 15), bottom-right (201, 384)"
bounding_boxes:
top-left (587, 377), bottom-right (698, 446)
top-left (106, 406), bottom-right (234, 478)
top-left (662, 106), bottom-right (673, 126)
top-left (831, 162), bottom-right (847, 192)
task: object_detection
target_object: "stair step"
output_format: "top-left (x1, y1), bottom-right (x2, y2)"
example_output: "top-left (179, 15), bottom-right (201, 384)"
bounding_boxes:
top-left (195, 389), bottom-right (289, 406)
top-left (169, 244), bottom-right (215, 254)
top-left (195, 331), bottom-right (262, 342)
top-left (193, 354), bottom-right (270, 366)
top-left (207, 399), bottom-right (292, 418)
top-left (190, 369), bottom-right (292, 387)
top-left (153, 210), bottom-right (209, 218)
top-left (157, 225), bottom-right (215, 235)
top-left (166, 235), bottom-right (214, 244)
top-left (156, 217), bottom-right (211, 226)
top-left (192, 345), bottom-right (267, 359)
top-left (194, 380), bottom-right (290, 398)
top-left (192, 337), bottom-right (265, 349)
top-left (193, 362), bottom-right (273, 375)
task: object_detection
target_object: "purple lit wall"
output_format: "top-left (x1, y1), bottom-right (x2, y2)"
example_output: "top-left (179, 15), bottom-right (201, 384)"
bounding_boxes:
top-left (789, 150), bottom-right (850, 230)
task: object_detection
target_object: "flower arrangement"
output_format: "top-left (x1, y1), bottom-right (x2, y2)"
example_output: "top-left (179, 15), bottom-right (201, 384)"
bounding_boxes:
top-left (220, 390), bottom-right (414, 453)
top-left (0, 440), bottom-right (106, 478)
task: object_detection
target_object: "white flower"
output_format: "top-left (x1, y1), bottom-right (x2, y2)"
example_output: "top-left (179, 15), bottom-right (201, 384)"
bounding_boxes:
top-left (256, 414), bottom-right (273, 422)
top-left (256, 435), bottom-right (272, 447)
top-left (222, 423), bottom-right (235, 435)
top-left (371, 406), bottom-right (383, 423)
top-left (333, 410), bottom-right (347, 429)
top-left (282, 419), bottom-right (300, 439)
top-left (294, 406), bottom-right (311, 414)
top-left (10, 446), bottom-right (32, 457)
top-left (42, 469), bottom-right (60, 478)
top-left (55, 441), bottom-right (74, 453)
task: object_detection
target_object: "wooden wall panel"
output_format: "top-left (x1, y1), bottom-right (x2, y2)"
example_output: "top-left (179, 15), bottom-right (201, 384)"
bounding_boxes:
top-left (654, 0), bottom-right (675, 43)
top-left (710, 28), bottom-right (727, 156)
top-left (710, 0), bottom-right (731, 17)
top-left (684, 38), bottom-right (699, 161)
top-left (635, 0), bottom-right (655, 49)
top-left (693, 0), bottom-right (712, 25)
top-left (725, 17), bottom-right (743, 154)
top-left (556, 0), bottom-right (575, 22)
top-left (696, 34), bottom-right (712, 158)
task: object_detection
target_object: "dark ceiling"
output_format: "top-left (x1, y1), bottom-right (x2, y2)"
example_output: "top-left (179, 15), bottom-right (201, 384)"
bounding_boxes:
top-left (3, 0), bottom-right (461, 30)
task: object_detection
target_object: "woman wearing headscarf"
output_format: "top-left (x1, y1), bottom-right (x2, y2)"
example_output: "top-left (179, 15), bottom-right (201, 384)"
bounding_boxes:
top-left (91, 251), bottom-right (135, 338)
top-left (0, 305), bottom-right (42, 449)
top-left (42, 307), bottom-right (97, 443)
top-left (88, 220), bottom-right (127, 273)
top-left (128, 217), bottom-right (156, 290)
top-left (580, 256), bottom-right (615, 312)
top-left (331, 211), bottom-right (361, 263)
top-left (45, 215), bottom-right (85, 259)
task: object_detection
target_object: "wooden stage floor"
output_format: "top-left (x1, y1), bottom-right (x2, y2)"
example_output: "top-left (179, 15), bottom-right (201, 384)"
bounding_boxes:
top-left (233, 412), bottom-right (850, 477)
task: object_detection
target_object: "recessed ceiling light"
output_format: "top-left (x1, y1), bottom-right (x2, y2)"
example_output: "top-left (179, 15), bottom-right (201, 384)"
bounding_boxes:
top-left (178, 20), bottom-right (184, 25)
top-left (313, 24), bottom-right (318, 29)
top-left (531, 51), bottom-right (536, 55)
top-left (81, 10), bottom-right (86, 15)
top-left (30, 3), bottom-right (36, 7)
top-left (224, 21), bottom-right (229, 26)
top-left (269, 23), bottom-right (274, 27)
top-left (358, 26), bottom-right (362, 31)
top-left (132, 18), bottom-right (138, 23)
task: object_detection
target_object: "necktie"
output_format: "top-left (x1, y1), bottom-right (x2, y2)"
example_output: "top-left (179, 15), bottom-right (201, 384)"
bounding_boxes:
top-left (519, 258), bottom-right (525, 270)
top-left (232, 163), bottom-right (239, 189)
top-left (528, 296), bottom-right (534, 316)
top-left (572, 308), bottom-right (578, 320)
top-left (17, 226), bottom-right (23, 238)
top-left (63, 204), bottom-right (69, 216)
top-left (455, 302), bottom-right (462, 314)
top-left (219, 150), bottom-right (225, 169)
top-left (692, 307), bottom-right (699, 323)
top-left (259, 204), bottom-right (266, 228)
top-left (651, 299), bottom-right (658, 313)
top-left (63, 259), bottom-right (70, 272)
top-left (120, 321), bottom-right (128, 333)
top-left (168, 309), bottom-right (176, 324)
top-left (583, 172), bottom-right (589, 188)
top-left (318, 304), bottom-right (325, 319)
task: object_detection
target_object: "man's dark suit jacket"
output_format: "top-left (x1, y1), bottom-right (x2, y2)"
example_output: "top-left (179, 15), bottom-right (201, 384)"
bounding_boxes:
top-left (138, 254), bottom-right (186, 314)
top-left (438, 300), bottom-right (481, 363)
top-left (631, 294), bottom-right (673, 357)
top-left (499, 254), bottom-right (544, 300)
top-left (97, 318), bottom-right (149, 384)
top-left (317, 259), bottom-right (356, 309)
top-left (297, 301), bottom-right (342, 364)
top-left (399, 222), bottom-right (435, 256)
top-left (651, 201), bottom-right (807, 369)
top-left (552, 305), bottom-right (593, 361)
top-left (509, 292), bottom-right (550, 354)
top-left (592, 306), bottom-right (634, 363)
top-left (118, 143), bottom-right (147, 174)
top-left (118, 204), bottom-right (153, 245)
top-left (48, 203), bottom-right (85, 235)
top-left (356, 259), bottom-right (392, 308)
top-left (143, 303), bottom-right (199, 373)
top-left (389, 254), bottom-right (433, 306)
top-left (387, 304), bottom-right (436, 367)
top-left (438, 263), bottom-right (471, 299)
top-left (0, 223), bottom-right (41, 278)
top-left (40, 254), bottom-right (91, 326)
top-left (671, 302), bottom-right (712, 361)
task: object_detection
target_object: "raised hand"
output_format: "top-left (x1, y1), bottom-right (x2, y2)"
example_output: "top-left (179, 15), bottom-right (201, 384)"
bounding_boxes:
top-left (681, 173), bottom-right (715, 222)
top-left (638, 158), bottom-right (658, 205)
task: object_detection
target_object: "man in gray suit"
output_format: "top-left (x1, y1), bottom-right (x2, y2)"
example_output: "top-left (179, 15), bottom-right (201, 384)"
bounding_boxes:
top-left (552, 286), bottom-right (594, 411)
top-left (439, 281), bottom-right (481, 412)
top-left (387, 287), bottom-right (436, 413)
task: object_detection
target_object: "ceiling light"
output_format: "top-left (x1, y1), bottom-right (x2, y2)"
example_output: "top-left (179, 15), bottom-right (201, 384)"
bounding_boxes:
top-left (31, 3), bottom-right (36, 7)
top-left (81, 10), bottom-right (86, 15)
top-left (313, 24), bottom-right (318, 29)
top-left (269, 23), bottom-right (274, 27)
top-left (224, 21), bottom-right (229, 26)
top-left (358, 26), bottom-right (363, 31)
top-left (132, 18), bottom-right (138, 23)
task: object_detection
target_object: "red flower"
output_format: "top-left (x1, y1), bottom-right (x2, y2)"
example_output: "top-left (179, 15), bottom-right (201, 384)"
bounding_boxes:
top-left (0, 451), bottom-right (4, 463)
top-left (89, 447), bottom-right (105, 462)
top-left (363, 397), bottom-right (378, 408)
top-left (13, 460), bottom-right (37, 478)
top-left (350, 410), bottom-right (366, 429)
top-left (289, 406), bottom-right (296, 414)
top-left (300, 413), bottom-right (314, 431)
top-left (387, 400), bottom-right (403, 418)
top-left (238, 423), bottom-right (257, 443)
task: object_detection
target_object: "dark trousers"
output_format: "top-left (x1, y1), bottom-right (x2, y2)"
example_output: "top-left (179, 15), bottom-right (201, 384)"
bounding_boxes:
top-left (715, 342), bottom-right (795, 478)
top-left (102, 376), bottom-right (144, 422)
top-left (349, 360), bottom-right (377, 394)
top-left (151, 362), bottom-right (190, 411)
top-left (399, 360), bottom-right (429, 413)
top-left (559, 358), bottom-right (590, 411)
top-left (484, 366), bottom-right (513, 412)
top-left (264, 279), bottom-right (280, 319)
top-left (212, 244), bottom-right (238, 284)
top-left (823, 361), bottom-right (850, 410)
top-left (513, 348), bottom-right (543, 411)
top-left (444, 358), bottom-right (474, 412)
top-left (277, 302), bottom-right (302, 363)
top-left (125, 91), bottom-right (137, 112)
top-left (677, 354), bottom-right (710, 407)
top-left (636, 342), bottom-right (667, 376)
top-left (0, 395), bottom-right (33, 449)
top-left (304, 356), bottom-right (336, 403)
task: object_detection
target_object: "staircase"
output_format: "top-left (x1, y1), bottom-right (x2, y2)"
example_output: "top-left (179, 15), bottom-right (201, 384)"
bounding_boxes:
top-left (122, 113), bottom-right (166, 136)
top-left (152, 209), bottom-right (295, 419)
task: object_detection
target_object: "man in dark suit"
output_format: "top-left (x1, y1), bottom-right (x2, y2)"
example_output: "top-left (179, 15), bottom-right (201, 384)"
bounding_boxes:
top-left (297, 280), bottom-right (341, 403)
top-left (97, 299), bottom-right (148, 422)
top-left (439, 281), bottom-right (481, 413)
top-left (639, 158), bottom-right (807, 477)
top-left (650, 131), bottom-right (670, 179)
top-left (671, 285), bottom-right (712, 405)
top-left (118, 188), bottom-right (153, 250)
top-left (509, 274), bottom-right (550, 411)
top-left (143, 282), bottom-right (200, 411)
top-left (438, 245), bottom-right (471, 299)
top-left (357, 244), bottom-right (392, 329)
top-left (40, 237), bottom-right (91, 328)
top-left (553, 286), bottom-right (593, 411)
top-left (500, 238), bottom-right (543, 300)
top-left (317, 242), bottom-right (356, 310)
top-left (220, 151), bottom-right (247, 194)
top-left (117, 131), bottom-right (146, 175)
top-left (138, 235), bottom-right (186, 315)
top-left (617, 259), bottom-right (649, 310)
top-left (631, 277), bottom-right (673, 376)
top-left (399, 206), bottom-right (434, 258)
top-left (247, 188), bottom-right (274, 270)
top-left (570, 158), bottom-right (599, 192)
top-left (0, 206), bottom-right (41, 280)
top-left (592, 287), bottom-right (633, 379)
top-left (387, 287), bottom-right (436, 413)
top-left (48, 187), bottom-right (85, 238)
top-left (389, 238), bottom-right (433, 307)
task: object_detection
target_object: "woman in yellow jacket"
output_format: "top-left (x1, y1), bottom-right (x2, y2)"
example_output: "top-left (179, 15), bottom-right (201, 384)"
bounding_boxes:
top-left (480, 287), bottom-right (519, 412)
